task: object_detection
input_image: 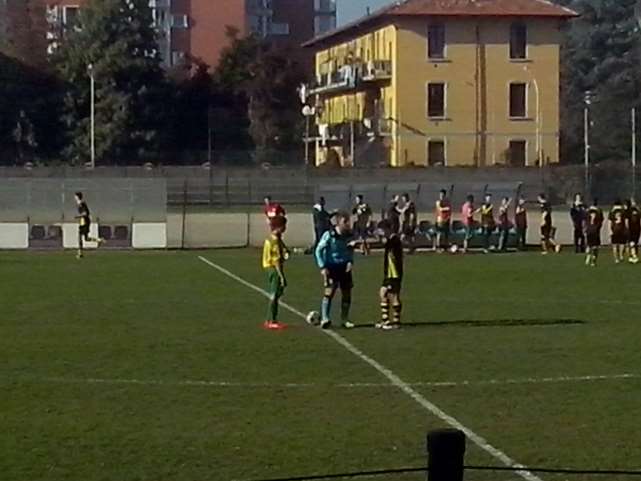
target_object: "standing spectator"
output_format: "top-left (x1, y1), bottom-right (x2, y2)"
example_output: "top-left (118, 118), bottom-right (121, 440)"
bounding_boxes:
top-left (538, 193), bottom-right (561, 254)
top-left (570, 193), bottom-right (587, 253)
top-left (480, 193), bottom-right (495, 253)
top-left (352, 194), bottom-right (373, 255)
top-left (515, 196), bottom-right (528, 251)
top-left (385, 195), bottom-right (401, 236)
top-left (264, 196), bottom-right (286, 228)
top-left (399, 193), bottom-right (418, 253)
top-left (461, 195), bottom-right (477, 253)
top-left (497, 197), bottom-right (512, 252)
top-left (435, 189), bottom-right (452, 251)
top-left (313, 197), bottom-right (332, 247)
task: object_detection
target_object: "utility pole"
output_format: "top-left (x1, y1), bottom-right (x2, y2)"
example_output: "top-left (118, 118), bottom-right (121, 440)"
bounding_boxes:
top-left (87, 63), bottom-right (96, 168)
top-left (584, 90), bottom-right (592, 197)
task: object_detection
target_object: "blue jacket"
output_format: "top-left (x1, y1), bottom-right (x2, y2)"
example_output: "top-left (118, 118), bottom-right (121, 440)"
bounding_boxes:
top-left (315, 229), bottom-right (354, 269)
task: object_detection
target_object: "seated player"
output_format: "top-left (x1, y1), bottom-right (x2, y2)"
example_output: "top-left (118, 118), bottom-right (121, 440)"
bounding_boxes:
top-left (352, 194), bottom-right (372, 255)
top-left (585, 199), bottom-right (604, 267)
top-left (262, 215), bottom-right (289, 330)
top-left (627, 198), bottom-right (640, 264)
top-left (538, 193), bottom-right (561, 254)
top-left (376, 220), bottom-right (404, 330)
top-left (74, 191), bottom-right (104, 259)
top-left (314, 211), bottom-right (356, 329)
top-left (609, 199), bottom-right (627, 264)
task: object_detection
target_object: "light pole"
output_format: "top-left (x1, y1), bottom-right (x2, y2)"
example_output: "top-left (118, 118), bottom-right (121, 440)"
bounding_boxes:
top-left (87, 63), bottom-right (95, 168)
top-left (523, 66), bottom-right (541, 166)
top-left (584, 90), bottom-right (593, 197)
top-left (633, 107), bottom-right (637, 199)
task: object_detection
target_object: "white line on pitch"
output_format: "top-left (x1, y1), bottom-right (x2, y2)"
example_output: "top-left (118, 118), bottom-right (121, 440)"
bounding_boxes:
top-left (39, 373), bottom-right (640, 390)
top-left (197, 255), bottom-right (542, 481)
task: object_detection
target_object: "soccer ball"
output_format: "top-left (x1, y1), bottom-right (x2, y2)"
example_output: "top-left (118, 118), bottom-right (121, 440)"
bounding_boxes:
top-left (306, 311), bottom-right (321, 325)
top-left (450, 244), bottom-right (459, 254)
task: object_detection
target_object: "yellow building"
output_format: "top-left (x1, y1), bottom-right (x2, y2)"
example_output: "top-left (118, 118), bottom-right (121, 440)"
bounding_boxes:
top-left (302, 0), bottom-right (577, 168)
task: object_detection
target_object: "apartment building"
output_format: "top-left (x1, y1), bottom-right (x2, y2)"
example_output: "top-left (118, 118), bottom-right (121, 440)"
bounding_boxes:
top-left (44, 0), bottom-right (336, 69)
top-left (303, 0), bottom-right (577, 167)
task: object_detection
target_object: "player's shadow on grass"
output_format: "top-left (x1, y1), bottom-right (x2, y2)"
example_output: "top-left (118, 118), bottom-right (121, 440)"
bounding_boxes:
top-left (357, 318), bottom-right (586, 329)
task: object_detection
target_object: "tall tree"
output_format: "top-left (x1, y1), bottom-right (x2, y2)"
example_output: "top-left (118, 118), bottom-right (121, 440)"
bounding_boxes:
top-left (54, 0), bottom-right (168, 164)
top-left (212, 29), bottom-right (305, 164)
top-left (559, 0), bottom-right (641, 163)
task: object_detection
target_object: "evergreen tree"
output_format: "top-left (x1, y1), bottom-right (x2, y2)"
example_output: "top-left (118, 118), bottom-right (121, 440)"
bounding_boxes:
top-left (559, 0), bottom-right (641, 163)
top-left (54, 0), bottom-right (168, 164)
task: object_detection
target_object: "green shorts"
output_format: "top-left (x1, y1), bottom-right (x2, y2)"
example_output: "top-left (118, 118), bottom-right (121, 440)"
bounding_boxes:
top-left (267, 269), bottom-right (285, 297)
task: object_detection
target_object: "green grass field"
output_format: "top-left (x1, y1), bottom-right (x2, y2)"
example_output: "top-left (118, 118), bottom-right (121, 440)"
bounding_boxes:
top-left (3, 249), bottom-right (641, 481)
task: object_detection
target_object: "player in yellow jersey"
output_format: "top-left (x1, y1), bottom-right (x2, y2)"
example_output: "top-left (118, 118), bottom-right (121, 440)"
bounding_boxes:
top-left (74, 192), bottom-right (104, 259)
top-left (376, 220), bottom-right (404, 330)
top-left (262, 216), bottom-right (289, 330)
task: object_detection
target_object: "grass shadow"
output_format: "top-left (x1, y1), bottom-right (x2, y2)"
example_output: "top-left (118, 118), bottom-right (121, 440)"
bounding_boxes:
top-left (354, 318), bottom-right (586, 329)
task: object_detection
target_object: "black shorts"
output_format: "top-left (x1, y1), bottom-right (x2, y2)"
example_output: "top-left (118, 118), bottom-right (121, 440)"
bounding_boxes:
top-left (79, 224), bottom-right (90, 237)
top-left (630, 229), bottom-right (640, 245)
top-left (540, 226), bottom-right (552, 240)
top-left (382, 278), bottom-right (402, 294)
top-left (325, 264), bottom-right (353, 290)
top-left (587, 231), bottom-right (601, 247)
top-left (403, 223), bottom-right (417, 236)
top-left (612, 229), bottom-right (628, 245)
top-left (354, 224), bottom-right (369, 239)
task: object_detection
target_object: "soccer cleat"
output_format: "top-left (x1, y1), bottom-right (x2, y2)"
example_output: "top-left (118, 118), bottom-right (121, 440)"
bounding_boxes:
top-left (382, 322), bottom-right (401, 330)
top-left (76, 252), bottom-right (83, 259)
top-left (375, 322), bottom-right (385, 329)
top-left (342, 321), bottom-right (355, 329)
top-left (97, 237), bottom-right (106, 247)
top-left (320, 319), bottom-right (332, 330)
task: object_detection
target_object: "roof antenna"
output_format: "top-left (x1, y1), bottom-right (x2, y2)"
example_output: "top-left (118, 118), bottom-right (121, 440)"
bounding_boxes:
top-left (366, 6), bottom-right (371, 16)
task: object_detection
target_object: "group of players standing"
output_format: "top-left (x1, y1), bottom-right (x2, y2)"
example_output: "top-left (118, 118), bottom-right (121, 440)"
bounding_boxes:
top-left (261, 191), bottom-right (641, 332)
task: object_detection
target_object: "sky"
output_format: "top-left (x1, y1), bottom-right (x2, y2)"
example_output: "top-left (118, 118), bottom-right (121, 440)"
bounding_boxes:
top-left (337, 0), bottom-right (396, 26)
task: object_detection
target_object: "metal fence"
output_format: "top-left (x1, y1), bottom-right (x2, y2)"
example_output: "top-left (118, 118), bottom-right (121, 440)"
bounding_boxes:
top-left (0, 178), bottom-right (167, 223)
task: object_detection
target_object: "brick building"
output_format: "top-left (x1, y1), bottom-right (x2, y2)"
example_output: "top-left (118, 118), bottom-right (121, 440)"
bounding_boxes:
top-left (43, 0), bottom-right (336, 70)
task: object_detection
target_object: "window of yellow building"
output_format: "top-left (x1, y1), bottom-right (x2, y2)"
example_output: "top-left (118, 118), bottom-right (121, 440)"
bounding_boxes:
top-left (427, 83), bottom-right (446, 119)
top-left (427, 140), bottom-right (446, 166)
top-left (510, 23), bottom-right (528, 60)
top-left (427, 24), bottom-right (445, 60)
top-left (509, 83), bottom-right (527, 118)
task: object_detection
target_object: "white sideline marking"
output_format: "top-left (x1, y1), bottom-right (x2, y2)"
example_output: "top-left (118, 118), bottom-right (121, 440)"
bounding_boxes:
top-left (41, 373), bottom-right (640, 390)
top-left (197, 256), bottom-right (542, 481)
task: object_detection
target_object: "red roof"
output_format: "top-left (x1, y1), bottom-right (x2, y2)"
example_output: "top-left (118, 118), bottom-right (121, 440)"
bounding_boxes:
top-left (303, 0), bottom-right (578, 47)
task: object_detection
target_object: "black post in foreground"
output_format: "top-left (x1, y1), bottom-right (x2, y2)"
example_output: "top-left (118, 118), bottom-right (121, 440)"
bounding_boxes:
top-left (427, 429), bottom-right (466, 481)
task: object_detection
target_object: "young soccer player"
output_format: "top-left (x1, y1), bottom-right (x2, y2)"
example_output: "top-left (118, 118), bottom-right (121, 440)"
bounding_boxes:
top-left (262, 216), bottom-right (289, 330)
top-left (609, 199), bottom-right (627, 264)
top-left (497, 197), bottom-right (512, 252)
top-left (352, 194), bottom-right (372, 255)
top-left (74, 192), bottom-right (104, 259)
top-left (480, 193), bottom-right (495, 253)
top-left (315, 211), bottom-right (356, 329)
top-left (264, 196), bottom-right (286, 228)
top-left (538, 193), bottom-right (561, 254)
top-left (461, 195), bottom-right (477, 253)
top-left (376, 220), bottom-right (404, 330)
top-left (400, 193), bottom-right (418, 253)
top-left (627, 198), bottom-right (640, 264)
top-left (515, 197), bottom-right (528, 251)
top-left (570, 193), bottom-right (587, 253)
top-left (435, 189), bottom-right (452, 251)
top-left (585, 199), bottom-right (604, 267)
